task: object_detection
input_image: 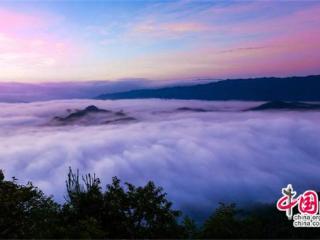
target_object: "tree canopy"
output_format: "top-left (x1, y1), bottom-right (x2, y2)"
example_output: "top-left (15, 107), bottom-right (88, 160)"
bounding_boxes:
top-left (0, 168), bottom-right (319, 238)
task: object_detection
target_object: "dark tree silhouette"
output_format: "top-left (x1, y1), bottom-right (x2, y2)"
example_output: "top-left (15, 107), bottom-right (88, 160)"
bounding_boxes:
top-left (1, 167), bottom-right (320, 239)
top-left (0, 170), bottom-right (61, 238)
top-left (62, 168), bottom-right (183, 238)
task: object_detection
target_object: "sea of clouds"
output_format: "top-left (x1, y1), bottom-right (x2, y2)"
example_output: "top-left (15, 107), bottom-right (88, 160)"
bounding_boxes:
top-left (1, 99), bottom-right (320, 220)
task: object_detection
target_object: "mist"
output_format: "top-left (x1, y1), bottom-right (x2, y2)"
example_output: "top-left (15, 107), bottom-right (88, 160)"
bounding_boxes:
top-left (0, 79), bottom-right (211, 103)
top-left (1, 99), bottom-right (320, 220)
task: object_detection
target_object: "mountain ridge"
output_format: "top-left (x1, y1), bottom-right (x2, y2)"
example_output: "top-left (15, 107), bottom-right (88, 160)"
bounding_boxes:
top-left (50, 105), bottom-right (136, 126)
top-left (247, 101), bottom-right (320, 111)
top-left (97, 75), bottom-right (320, 101)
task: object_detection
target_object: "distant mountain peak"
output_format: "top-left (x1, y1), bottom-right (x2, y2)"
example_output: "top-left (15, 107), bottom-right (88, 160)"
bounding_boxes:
top-left (85, 105), bottom-right (101, 112)
top-left (49, 105), bottom-right (136, 126)
top-left (248, 101), bottom-right (320, 111)
top-left (97, 75), bottom-right (320, 101)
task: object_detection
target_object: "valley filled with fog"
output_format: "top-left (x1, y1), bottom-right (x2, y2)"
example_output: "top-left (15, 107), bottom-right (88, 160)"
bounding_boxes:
top-left (1, 99), bottom-right (320, 219)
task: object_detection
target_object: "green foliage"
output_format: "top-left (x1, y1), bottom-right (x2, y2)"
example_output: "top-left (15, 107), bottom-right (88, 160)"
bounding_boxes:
top-left (240, 204), bottom-right (320, 238)
top-left (61, 168), bottom-right (105, 238)
top-left (62, 168), bottom-right (183, 238)
top-left (182, 215), bottom-right (199, 238)
top-left (201, 203), bottom-right (241, 238)
top-left (0, 172), bottom-right (61, 238)
top-left (1, 168), bottom-right (320, 238)
top-left (200, 203), bottom-right (320, 238)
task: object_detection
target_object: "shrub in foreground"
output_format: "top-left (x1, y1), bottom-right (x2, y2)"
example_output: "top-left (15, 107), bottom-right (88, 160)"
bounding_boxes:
top-left (1, 168), bottom-right (320, 239)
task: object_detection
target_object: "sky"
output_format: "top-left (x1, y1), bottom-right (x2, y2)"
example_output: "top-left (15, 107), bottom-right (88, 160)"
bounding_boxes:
top-left (0, 0), bottom-right (319, 82)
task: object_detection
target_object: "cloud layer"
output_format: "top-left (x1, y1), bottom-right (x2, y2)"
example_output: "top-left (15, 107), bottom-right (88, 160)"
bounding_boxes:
top-left (1, 99), bottom-right (320, 220)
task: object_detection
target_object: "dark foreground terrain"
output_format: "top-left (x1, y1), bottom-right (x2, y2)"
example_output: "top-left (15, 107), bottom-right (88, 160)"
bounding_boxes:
top-left (1, 168), bottom-right (319, 239)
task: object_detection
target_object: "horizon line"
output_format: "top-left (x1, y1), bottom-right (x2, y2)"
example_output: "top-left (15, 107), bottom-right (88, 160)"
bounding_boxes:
top-left (0, 74), bottom-right (319, 85)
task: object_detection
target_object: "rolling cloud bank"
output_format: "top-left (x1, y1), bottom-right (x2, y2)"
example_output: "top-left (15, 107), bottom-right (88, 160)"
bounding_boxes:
top-left (1, 99), bottom-right (320, 220)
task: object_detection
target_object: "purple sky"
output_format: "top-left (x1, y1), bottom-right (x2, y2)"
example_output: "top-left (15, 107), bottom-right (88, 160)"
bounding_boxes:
top-left (0, 0), bottom-right (319, 82)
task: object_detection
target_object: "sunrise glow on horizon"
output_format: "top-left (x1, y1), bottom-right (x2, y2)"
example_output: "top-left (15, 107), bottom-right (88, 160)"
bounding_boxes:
top-left (0, 0), bottom-right (320, 83)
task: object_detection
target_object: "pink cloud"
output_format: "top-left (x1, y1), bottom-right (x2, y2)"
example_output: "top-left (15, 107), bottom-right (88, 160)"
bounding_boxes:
top-left (223, 4), bottom-right (320, 36)
top-left (127, 10), bottom-right (320, 81)
top-left (0, 7), bottom-right (82, 81)
top-left (0, 8), bottom-right (45, 33)
top-left (200, 4), bottom-right (320, 78)
top-left (88, 2), bottom-right (320, 81)
top-left (210, 5), bottom-right (320, 77)
top-left (206, 1), bottom-right (269, 15)
top-left (0, 34), bottom-right (75, 67)
top-left (0, 1), bottom-right (319, 82)
top-left (162, 22), bottom-right (210, 33)
top-left (131, 20), bottom-right (211, 39)
top-left (0, 17), bottom-right (79, 68)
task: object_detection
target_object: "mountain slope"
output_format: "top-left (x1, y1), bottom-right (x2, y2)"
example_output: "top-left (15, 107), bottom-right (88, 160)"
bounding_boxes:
top-left (49, 105), bottom-right (136, 126)
top-left (97, 75), bottom-right (320, 101)
top-left (247, 101), bottom-right (320, 111)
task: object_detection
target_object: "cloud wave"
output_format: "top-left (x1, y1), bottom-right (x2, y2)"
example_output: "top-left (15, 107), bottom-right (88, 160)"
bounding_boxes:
top-left (1, 99), bottom-right (320, 219)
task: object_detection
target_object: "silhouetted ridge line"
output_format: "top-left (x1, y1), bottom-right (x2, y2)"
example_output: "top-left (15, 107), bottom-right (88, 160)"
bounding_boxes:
top-left (248, 101), bottom-right (320, 111)
top-left (50, 105), bottom-right (136, 126)
top-left (97, 75), bottom-right (320, 101)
